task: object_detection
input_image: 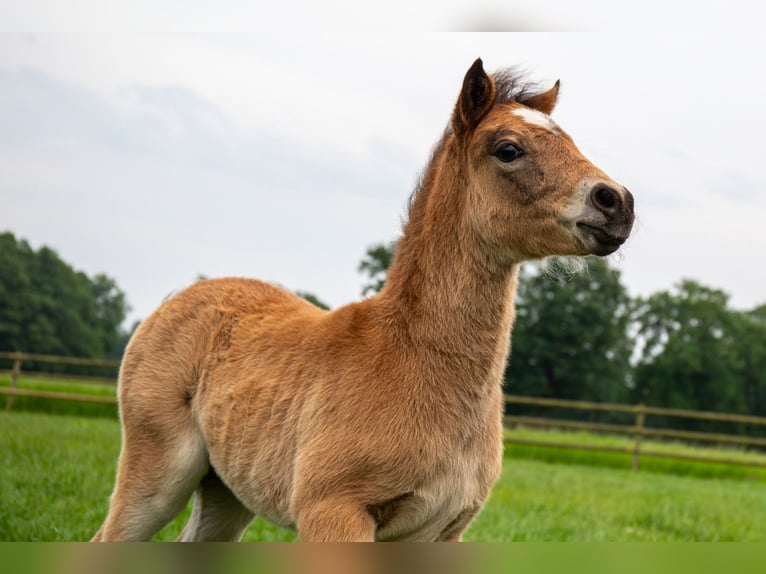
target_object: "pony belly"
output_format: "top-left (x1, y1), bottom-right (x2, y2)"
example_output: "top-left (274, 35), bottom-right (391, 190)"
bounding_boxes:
top-left (195, 378), bottom-right (300, 529)
top-left (204, 434), bottom-right (298, 528)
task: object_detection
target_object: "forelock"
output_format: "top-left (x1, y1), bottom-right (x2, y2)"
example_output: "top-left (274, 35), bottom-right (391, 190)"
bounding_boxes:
top-left (492, 67), bottom-right (548, 106)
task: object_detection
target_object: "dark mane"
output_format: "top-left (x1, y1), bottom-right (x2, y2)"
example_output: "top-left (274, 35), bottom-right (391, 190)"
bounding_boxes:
top-left (491, 66), bottom-right (548, 105)
top-left (405, 128), bottom-right (450, 220)
top-left (389, 128), bottom-right (450, 281)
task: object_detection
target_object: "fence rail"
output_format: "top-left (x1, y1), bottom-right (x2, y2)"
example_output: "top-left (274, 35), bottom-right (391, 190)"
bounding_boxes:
top-left (503, 394), bottom-right (766, 426)
top-left (0, 351), bottom-right (119, 410)
top-left (0, 351), bottom-right (121, 369)
top-left (2, 352), bottom-right (766, 472)
top-left (0, 386), bottom-right (117, 405)
top-left (503, 394), bottom-right (766, 471)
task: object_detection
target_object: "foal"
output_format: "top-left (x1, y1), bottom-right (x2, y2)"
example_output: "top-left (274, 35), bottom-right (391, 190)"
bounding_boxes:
top-left (92, 59), bottom-right (634, 542)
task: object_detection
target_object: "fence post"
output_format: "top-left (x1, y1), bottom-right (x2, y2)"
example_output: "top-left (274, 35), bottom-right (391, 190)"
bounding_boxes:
top-left (5, 353), bottom-right (22, 411)
top-left (632, 403), bottom-right (646, 472)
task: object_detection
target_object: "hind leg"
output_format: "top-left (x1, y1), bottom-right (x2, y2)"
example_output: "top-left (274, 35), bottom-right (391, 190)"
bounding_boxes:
top-left (92, 416), bottom-right (209, 541)
top-left (177, 467), bottom-right (254, 542)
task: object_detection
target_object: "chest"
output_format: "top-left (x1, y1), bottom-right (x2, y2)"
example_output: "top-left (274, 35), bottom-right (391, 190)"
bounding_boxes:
top-left (373, 417), bottom-right (504, 541)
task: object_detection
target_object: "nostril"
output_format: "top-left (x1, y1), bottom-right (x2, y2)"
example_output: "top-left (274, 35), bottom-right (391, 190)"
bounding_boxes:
top-left (591, 184), bottom-right (620, 213)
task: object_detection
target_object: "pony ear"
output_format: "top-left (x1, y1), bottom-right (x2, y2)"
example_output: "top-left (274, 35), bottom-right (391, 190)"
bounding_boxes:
top-left (453, 58), bottom-right (496, 136)
top-left (519, 80), bottom-right (560, 115)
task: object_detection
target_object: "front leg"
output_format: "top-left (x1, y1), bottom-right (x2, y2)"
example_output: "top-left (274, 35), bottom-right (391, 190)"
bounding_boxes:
top-left (295, 498), bottom-right (376, 542)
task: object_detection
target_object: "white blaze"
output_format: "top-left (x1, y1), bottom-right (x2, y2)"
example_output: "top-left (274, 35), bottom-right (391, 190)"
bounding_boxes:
top-left (512, 108), bottom-right (560, 134)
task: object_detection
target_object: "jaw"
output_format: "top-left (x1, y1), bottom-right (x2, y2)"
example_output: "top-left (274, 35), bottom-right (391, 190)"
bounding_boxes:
top-left (496, 228), bottom-right (595, 262)
top-left (508, 217), bottom-right (632, 260)
top-left (474, 200), bottom-right (634, 263)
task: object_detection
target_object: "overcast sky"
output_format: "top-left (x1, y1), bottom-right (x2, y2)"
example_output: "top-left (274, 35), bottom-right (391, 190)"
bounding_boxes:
top-left (1, 24), bottom-right (765, 326)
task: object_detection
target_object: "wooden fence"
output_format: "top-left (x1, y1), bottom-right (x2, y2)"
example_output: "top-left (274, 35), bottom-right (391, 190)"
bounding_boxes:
top-left (2, 352), bottom-right (766, 472)
top-left (504, 394), bottom-right (766, 471)
top-left (0, 351), bottom-right (120, 411)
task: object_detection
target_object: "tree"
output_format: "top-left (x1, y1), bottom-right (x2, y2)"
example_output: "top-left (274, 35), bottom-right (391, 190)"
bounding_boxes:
top-left (503, 257), bottom-right (634, 419)
top-left (731, 307), bottom-right (766, 433)
top-left (358, 242), bottom-right (396, 296)
top-left (0, 233), bottom-right (28, 349)
top-left (90, 273), bottom-right (131, 358)
top-left (0, 232), bottom-right (130, 359)
top-left (630, 280), bottom-right (762, 432)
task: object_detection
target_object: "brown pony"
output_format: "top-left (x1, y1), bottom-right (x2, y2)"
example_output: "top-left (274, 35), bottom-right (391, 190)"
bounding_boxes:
top-left (92, 59), bottom-right (634, 542)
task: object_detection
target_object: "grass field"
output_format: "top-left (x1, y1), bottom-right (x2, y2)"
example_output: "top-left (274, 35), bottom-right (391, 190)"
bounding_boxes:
top-left (2, 410), bottom-right (766, 541)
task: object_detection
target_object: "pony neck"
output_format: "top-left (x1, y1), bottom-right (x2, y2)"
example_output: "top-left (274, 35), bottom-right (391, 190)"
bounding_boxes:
top-left (376, 143), bottom-right (520, 365)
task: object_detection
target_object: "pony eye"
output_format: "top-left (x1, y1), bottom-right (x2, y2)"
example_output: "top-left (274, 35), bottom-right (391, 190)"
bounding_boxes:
top-left (495, 143), bottom-right (524, 163)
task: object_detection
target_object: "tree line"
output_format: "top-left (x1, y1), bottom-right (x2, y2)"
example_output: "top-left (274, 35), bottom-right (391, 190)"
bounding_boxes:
top-left (0, 233), bottom-right (132, 362)
top-left (2, 231), bottom-right (765, 432)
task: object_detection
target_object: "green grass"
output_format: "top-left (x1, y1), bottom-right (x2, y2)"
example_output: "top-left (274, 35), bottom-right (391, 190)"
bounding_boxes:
top-left (469, 459), bottom-right (766, 541)
top-left (2, 411), bottom-right (766, 542)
